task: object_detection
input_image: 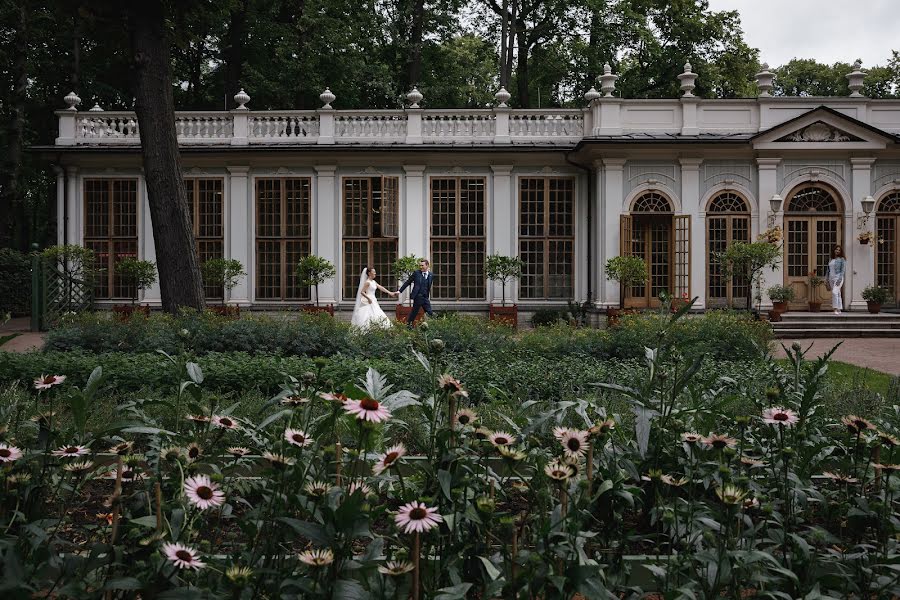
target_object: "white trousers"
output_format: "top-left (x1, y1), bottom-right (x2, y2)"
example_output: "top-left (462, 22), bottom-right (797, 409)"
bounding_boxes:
top-left (831, 279), bottom-right (843, 311)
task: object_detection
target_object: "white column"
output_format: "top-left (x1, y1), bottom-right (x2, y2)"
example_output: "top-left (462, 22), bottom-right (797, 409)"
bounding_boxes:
top-left (757, 158), bottom-right (781, 309)
top-left (850, 158), bottom-right (876, 310)
top-left (314, 165), bottom-right (339, 304)
top-left (490, 165), bottom-right (515, 303)
top-left (65, 166), bottom-right (79, 247)
top-left (592, 160), bottom-right (604, 308)
top-left (227, 166), bottom-right (251, 305)
top-left (402, 166), bottom-right (428, 260)
top-left (141, 176), bottom-right (161, 304)
top-left (601, 159), bottom-right (626, 307)
top-left (54, 167), bottom-right (65, 246)
top-left (680, 158), bottom-right (705, 308)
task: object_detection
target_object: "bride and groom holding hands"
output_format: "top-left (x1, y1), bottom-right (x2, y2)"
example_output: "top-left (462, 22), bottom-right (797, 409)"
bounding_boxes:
top-left (350, 259), bottom-right (435, 330)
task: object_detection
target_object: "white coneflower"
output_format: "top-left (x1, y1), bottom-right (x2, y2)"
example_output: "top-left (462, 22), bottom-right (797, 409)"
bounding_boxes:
top-left (558, 429), bottom-right (589, 460)
top-left (544, 459), bottom-right (574, 481)
top-left (304, 480), bottom-right (331, 497)
top-left (283, 428), bottom-right (313, 448)
top-left (161, 542), bottom-right (205, 570)
top-left (488, 431), bottom-right (515, 448)
top-left (34, 374), bottom-right (66, 390)
top-left (372, 444), bottom-right (407, 475)
top-left (108, 441), bottom-right (134, 456)
top-left (211, 415), bottom-right (239, 430)
top-left (184, 475), bottom-right (225, 510)
top-left (455, 409), bottom-right (477, 427)
top-left (263, 452), bottom-right (295, 468)
top-left (52, 444), bottom-right (90, 459)
top-left (280, 395), bottom-right (310, 407)
top-left (378, 560), bottom-right (414, 576)
top-left (298, 548), bottom-right (334, 567)
top-left (394, 501), bottom-right (443, 534)
top-left (186, 414), bottom-right (211, 425)
top-left (226, 446), bottom-right (252, 457)
top-left (348, 481), bottom-right (374, 497)
top-left (680, 432), bottom-right (702, 444)
top-left (62, 460), bottom-right (94, 474)
top-left (185, 443), bottom-right (202, 463)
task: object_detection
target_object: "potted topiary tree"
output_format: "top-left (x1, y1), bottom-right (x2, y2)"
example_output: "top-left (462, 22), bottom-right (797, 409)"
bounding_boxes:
top-left (201, 258), bottom-right (246, 318)
top-left (767, 285), bottom-right (795, 318)
top-left (807, 272), bottom-right (824, 312)
top-left (485, 254), bottom-right (524, 327)
top-left (114, 257), bottom-right (157, 320)
top-left (391, 254), bottom-right (424, 323)
top-left (714, 240), bottom-right (781, 316)
top-left (296, 254), bottom-right (336, 316)
top-left (604, 255), bottom-right (647, 325)
top-left (862, 284), bottom-right (891, 314)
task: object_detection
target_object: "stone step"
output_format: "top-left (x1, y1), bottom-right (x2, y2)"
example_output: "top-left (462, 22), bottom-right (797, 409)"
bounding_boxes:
top-left (773, 328), bottom-right (900, 339)
top-left (772, 320), bottom-right (900, 330)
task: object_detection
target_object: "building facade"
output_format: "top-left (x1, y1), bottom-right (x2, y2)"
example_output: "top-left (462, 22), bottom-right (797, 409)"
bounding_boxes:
top-left (43, 64), bottom-right (900, 314)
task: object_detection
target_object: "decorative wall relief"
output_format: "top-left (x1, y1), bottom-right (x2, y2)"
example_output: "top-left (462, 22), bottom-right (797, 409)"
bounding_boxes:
top-left (775, 121), bottom-right (862, 143)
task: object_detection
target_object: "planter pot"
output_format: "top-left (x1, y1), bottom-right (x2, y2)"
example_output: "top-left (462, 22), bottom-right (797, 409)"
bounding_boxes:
top-left (768, 309), bottom-right (782, 322)
top-left (112, 304), bottom-right (150, 321)
top-left (302, 304), bottom-right (334, 317)
top-left (867, 301), bottom-right (882, 314)
top-left (488, 304), bottom-right (518, 328)
top-left (395, 304), bottom-right (424, 325)
top-left (771, 301), bottom-right (788, 314)
top-left (808, 302), bottom-right (822, 313)
top-left (209, 305), bottom-right (241, 319)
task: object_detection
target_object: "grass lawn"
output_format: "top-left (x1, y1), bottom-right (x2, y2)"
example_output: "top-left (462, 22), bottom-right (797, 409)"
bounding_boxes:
top-left (827, 360), bottom-right (893, 396)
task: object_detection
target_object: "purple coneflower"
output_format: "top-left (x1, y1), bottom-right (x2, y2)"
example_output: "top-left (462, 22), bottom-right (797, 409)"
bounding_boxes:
top-left (212, 415), bottom-right (239, 430)
top-left (394, 501), bottom-right (443, 534)
top-left (162, 542), bottom-right (205, 570)
top-left (284, 428), bottom-right (313, 448)
top-left (52, 444), bottom-right (90, 458)
top-left (184, 475), bottom-right (225, 510)
top-left (372, 444), bottom-right (406, 475)
top-left (0, 444), bottom-right (23, 463)
top-left (343, 397), bottom-right (391, 423)
top-left (761, 407), bottom-right (799, 427)
top-left (34, 374), bottom-right (66, 390)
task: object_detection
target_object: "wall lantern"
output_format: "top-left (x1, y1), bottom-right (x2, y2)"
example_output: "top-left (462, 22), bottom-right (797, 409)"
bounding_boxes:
top-left (861, 195), bottom-right (875, 214)
top-left (769, 194), bottom-right (783, 214)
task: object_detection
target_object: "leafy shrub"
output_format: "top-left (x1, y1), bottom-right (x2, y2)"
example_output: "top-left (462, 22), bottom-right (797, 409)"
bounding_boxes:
top-left (862, 284), bottom-right (891, 304)
top-left (0, 248), bottom-right (31, 316)
top-left (530, 308), bottom-right (562, 327)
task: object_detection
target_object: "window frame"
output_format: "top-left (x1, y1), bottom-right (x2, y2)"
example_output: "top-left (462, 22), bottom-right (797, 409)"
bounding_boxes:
top-left (341, 176), bottom-right (400, 300)
top-left (429, 176), bottom-right (487, 301)
top-left (517, 176), bottom-right (576, 300)
top-left (254, 177), bottom-right (312, 302)
top-left (184, 177), bottom-right (225, 299)
top-left (82, 178), bottom-right (139, 300)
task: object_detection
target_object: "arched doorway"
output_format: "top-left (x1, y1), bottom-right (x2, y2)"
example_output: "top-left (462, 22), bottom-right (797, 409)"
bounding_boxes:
top-left (620, 191), bottom-right (690, 308)
top-left (706, 191), bottom-right (751, 308)
top-left (783, 184), bottom-right (844, 309)
top-left (876, 191), bottom-right (900, 307)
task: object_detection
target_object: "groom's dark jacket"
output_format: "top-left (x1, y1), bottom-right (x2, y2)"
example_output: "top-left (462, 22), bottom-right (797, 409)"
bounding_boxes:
top-left (399, 270), bottom-right (433, 301)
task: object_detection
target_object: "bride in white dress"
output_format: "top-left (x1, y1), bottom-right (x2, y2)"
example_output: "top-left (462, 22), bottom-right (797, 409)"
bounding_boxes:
top-left (350, 267), bottom-right (397, 330)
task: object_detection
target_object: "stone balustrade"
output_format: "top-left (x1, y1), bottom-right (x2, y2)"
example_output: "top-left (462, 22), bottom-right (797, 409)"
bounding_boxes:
top-left (56, 98), bottom-right (900, 147)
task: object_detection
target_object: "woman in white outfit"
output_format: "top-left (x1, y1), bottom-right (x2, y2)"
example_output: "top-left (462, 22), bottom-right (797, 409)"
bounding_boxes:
top-left (827, 245), bottom-right (846, 315)
top-left (350, 267), bottom-right (398, 330)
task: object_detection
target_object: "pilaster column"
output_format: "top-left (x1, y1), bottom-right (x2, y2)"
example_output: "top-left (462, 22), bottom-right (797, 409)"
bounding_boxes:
top-left (65, 166), bottom-right (79, 249)
top-left (850, 158), bottom-right (876, 309)
top-left (757, 158), bottom-right (781, 308)
top-left (227, 166), bottom-right (251, 305)
top-left (600, 159), bottom-right (626, 307)
top-left (680, 158), bottom-right (704, 308)
top-left (53, 167), bottom-right (65, 246)
top-left (140, 176), bottom-right (162, 304)
top-left (490, 165), bottom-right (515, 303)
top-left (402, 166), bottom-right (427, 261)
top-left (592, 159), bottom-right (605, 307)
top-left (313, 165), bottom-right (339, 304)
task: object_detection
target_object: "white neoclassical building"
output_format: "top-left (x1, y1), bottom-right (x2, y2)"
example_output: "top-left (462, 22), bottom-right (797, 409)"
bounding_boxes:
top-left (41, 63), bottom-right (900, 314)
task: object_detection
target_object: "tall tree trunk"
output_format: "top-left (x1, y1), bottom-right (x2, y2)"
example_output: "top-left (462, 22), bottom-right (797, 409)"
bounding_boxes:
top-left (128, 0), bottom-right (205, 312)
top-left (0, 2), bottom-right (28, 250)
top-left (499, 0), bottom-right (508, 88)
top-left (223, 0), bottom-right (247, 109)
top-left (506, 1), bottom-right (516, 92)
top-left (405, 0), bottom-right (426, 90)
top-left (515, 20), bottom-right (529, 107)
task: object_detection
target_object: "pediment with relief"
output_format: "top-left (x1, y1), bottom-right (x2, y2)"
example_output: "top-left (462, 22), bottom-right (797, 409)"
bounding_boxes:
top-left (775, 121), bottom-right (862, 143)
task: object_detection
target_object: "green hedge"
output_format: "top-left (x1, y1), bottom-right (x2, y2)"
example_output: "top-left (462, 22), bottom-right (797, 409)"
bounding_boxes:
top-left (44, 310), bottom-right (771, 362)
top-left (0, 248), bottom-right (31, 316)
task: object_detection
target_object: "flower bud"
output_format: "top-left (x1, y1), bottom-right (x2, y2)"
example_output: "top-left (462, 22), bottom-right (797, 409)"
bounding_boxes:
top-left (314, 357), bottom-right (328, 369)
top-left (430, 338), bottom-right (445, 352)
top-left (735, 416), bottom-right (751, 426)
top-left (791, 341), bottom-right (801, 352)
top-left (475, 496), bottom-right (496, 514)
top-left (765, 387), bottom-right (780, 401)
top-left (302, 371), bottom-right (316, 384)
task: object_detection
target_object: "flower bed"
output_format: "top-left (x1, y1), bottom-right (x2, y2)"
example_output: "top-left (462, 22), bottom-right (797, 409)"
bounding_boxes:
top-left (2, 312), bottom-right (899, 598)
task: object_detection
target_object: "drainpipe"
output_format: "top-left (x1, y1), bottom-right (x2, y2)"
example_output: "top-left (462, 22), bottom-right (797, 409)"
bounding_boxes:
top-left (565, 152), bottom-right (592, 303)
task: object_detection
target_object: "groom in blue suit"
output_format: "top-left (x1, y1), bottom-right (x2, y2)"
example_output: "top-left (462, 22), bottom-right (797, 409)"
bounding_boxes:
top-left (398, 259), bottom-right (434, 327)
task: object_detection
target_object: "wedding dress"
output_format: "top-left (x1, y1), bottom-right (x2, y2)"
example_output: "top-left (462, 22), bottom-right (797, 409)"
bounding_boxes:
top-left (350, 269), bottom-right (392, 330)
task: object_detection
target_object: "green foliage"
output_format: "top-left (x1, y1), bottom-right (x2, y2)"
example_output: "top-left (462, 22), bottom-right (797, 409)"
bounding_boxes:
top-left (484, 254), bottom-right (524, 306)
top-left (115, 257), bottom-right (157, 304)
top-left (862, 284), bottom-right (892, 304)
top-left (715, 241), bottom-right (781, 310)
top-left (605, 255), bottom-right (647, 309)
top-left (392, 254), bottom-right (423, 305)
top-left (200, 258), bottom-right (246, 293)
top-left (767, 284), bottom-right (796, 303)
top-left (296, 255), bottom-right (336, 306)
top-left (775, 56), bottom-right (900, 98)
top-left (531, 308), bottom-right (564, 327)
top-left (0, 248), bottom-right (31, 316)
top-left (41, 245), bottom-right (96, 279)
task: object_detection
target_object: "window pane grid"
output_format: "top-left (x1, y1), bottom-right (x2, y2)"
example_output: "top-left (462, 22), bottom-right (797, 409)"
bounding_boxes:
top-left (255, 178), bottom-right (311, 301)
top-left (342, 177), bottom-right (399, 299)
top-left (83, 179), bottom-right (138, 300)
top-left (186, 178), bottom-right (225, 299)
top-left (519, 178), bottom-right (574, 299)
top-left (431, 177), bottom-right (486, 300)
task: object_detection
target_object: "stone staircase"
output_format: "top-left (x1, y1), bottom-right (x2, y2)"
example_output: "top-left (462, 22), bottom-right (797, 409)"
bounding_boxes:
top-left (771, 311), bottom-right (900, 338)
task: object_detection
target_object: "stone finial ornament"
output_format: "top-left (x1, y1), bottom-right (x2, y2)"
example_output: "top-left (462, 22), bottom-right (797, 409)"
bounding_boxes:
top-left (233, 88), bottom-right (251, 110)
top-left (584, 87), bottom-right (601, 103)
top-left (406, 87), bottom-right (423, 108)
top-left (495, 87), bottom-right (511, 107)
top-left (88, 103), bottom-right (104, 112)
top-left (319, 88), bottom-right (336, 109)
top-left (755, 63), bottom-right (775, 97)
top-left (64, 91), bottom-right (81, 111)
top-left (846, 60), bottom-right (867, 97)
top-left (677, 62), bottom-right (698, 97)
top-left (598, 63), bottom-right (618, 97)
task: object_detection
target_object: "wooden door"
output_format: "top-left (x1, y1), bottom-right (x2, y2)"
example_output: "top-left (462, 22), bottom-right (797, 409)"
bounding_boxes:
top-left (626, 215), bottom-right (672, 308)
top-left (784, 216), bottom-right (841, 309)
top-left (706, 214), bottom-right (750, 308)
top-left (877, 215), bottom-right (899, 307)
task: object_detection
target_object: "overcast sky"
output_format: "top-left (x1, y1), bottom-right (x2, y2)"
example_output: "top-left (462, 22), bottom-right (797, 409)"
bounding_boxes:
top-left (707, 0), bottom-right (899, 68)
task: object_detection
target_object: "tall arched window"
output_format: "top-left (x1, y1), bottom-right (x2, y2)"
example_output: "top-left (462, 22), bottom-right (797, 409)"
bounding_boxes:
top-left (876, 191), bottom-right (900, 307)
top-left (706, 191), bottom-right (750, 308)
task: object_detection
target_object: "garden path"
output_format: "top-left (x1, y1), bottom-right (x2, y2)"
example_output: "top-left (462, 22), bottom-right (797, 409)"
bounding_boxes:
top-left (773, 338), bottom-right (900, 376)
top-left (0, 317), bottom-right (43, 353)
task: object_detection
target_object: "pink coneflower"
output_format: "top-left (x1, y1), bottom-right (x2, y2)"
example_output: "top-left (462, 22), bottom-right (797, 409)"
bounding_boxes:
top-left (680, 432), bottom-right (702, 444)
top-left (185, 443), bottom-right (202, 463)
top-left (348, 481), bottom-right (373, 497)
top-left (281, 395), bottom-right (310, 407)
top-left (557, 429), bottom-right (589, 460)
top-left (0, 444), bottom-right (23, 463)
top-left (394, 501), bottom-right (443, 534)
top-left (162, 542), bottom-right (205, 570)
top-left (108, 441), bottom-right (134, 456)
top-left (343, 397), bottom-right (392, 423)
top-left (226, 446), bottom-right (251, 457)
top-left (304, 480), bottom-right (332, 497)
top-left (822, 471), bottom-right (859, 484)
top-left (762, 407), bottom-right (799, 427)
top-left (100, 466), bottom-right (145, 483)
top-left (488, 431), bottom-right (515, 447)
top-left (842, 415), bottom-right (875, 434)
top-left (702, 434), bottom-right (737, 450)
top-left (298, 548), bottom-right (334, 567)
top-left (34, 374), bottom-right (66, 390)
top-left (437, 374), bottom-right (468, 398)
top-left (186, 414), bottom-right (211, 424)
top-left (320, 392), bottom-right (349, 404)
top-left (284, 428), bottom-right (313, 448)
top-left (589, 419), bottom-right (616, 437)
top-left (740, 456), bottom-right (765, 467)
top-left (373, 444), bottom-right (407, 475)
top-left (455, 409), bottom-right (477, 427)
top-left (878, 431), bottom-right (900, 447)
top-left (212, 415), bottom-right (239, 430)
top-left (63, 460), bottom-right (94, 474)
top-left (184, 475), bottom-right (225, 510)
top-left (263, 452), bottom-right (295, 468)
top-left (52, 444), bottom-right (90, 458)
